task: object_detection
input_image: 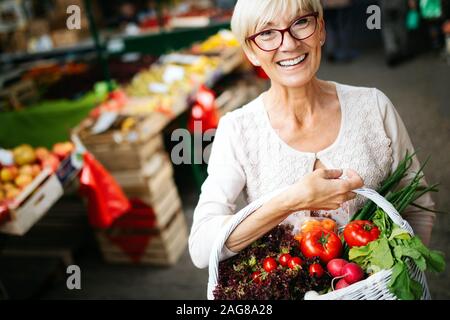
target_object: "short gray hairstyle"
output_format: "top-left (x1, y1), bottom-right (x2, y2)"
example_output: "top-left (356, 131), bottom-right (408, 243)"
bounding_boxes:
top-left (231, 0), bottom-right (324, 53)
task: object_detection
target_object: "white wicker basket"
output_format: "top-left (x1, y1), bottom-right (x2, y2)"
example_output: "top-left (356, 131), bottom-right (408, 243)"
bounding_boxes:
top-left (207, 187), bottom-right (431, 300)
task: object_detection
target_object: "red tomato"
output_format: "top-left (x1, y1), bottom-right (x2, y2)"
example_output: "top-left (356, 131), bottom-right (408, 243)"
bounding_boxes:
top-left (343, 220), bottom-right (381, 248)
top-left (263, 257), bottom-right (278, 273)
top-left (251, 271), bottom-right (262, 284)
top-left (300, 229), bottom-right (343, 263)
top-left (309, 263), bottom-right (325, 278)
top-left (278, 253), bottom-right (292, 267)
top-left (287, 257), bottom-right (303, 269)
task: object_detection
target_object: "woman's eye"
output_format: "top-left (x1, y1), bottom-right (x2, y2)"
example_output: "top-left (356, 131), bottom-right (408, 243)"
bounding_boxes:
top-left (294, 18), bottom-right (308, 27)
top-left (260, 30), bottom-right (274, 37)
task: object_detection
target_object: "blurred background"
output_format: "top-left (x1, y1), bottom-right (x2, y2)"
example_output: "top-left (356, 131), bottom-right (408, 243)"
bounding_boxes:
top-left (0, 0), bottom-right (449, 300)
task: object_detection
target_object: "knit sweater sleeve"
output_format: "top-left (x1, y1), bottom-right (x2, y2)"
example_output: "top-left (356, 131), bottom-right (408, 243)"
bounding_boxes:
top-left (375, 88), bottom-right (436, 245)
top-left (188, 113), bottom-right (246, 269)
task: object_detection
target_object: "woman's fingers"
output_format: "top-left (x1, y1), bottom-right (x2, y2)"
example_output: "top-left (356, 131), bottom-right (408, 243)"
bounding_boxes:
top-left (319, 168), bottom-right (343, 179)
top-left (344, 169), bottom-right (364, 190)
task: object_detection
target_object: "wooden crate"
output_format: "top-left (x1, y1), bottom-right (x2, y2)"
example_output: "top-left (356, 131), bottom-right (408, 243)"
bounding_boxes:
top-left (112, 153), bottom-right (181, 229)
top-left (0, 79), bottom-right (39, 110)
top-left (85, 132), bottom-right (164, 172)
top-left (0, 170), bottom-right (64, 236)
top-left (74, 114), bottom-right (169, 172)
top-left (96, 210), bottom-right (188, 266)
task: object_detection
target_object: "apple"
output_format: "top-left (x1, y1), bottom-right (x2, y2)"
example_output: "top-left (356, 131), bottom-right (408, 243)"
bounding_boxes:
top-left (52, 142), bottom-right (74, 160)
top-left (1, 166), bottom-right (19, 182)
top-left (2, 183), bottom-right (15, 192)
top-left (19, 164), bottom-right (33, 176)
top-left (13, 144), bottom-right (36, 166)
top-left (35, 147), bottom-right (50, 162)
top-left (109, 89), bottom-right (127, 106)
top-left (6, 187), bottom-right (21, 200)
top-left (41, 154), bottom-right (60, 172)
top-left (31, 164), bottom-right (42, 177)
top-left (15, 174), bottom-right (33, 189)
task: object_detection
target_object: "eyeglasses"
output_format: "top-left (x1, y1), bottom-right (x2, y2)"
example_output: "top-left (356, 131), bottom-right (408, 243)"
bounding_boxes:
top-left (246, 12), bottom-right (319, 52)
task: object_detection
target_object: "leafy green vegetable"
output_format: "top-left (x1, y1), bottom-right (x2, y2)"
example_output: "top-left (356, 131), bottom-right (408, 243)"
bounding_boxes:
top-left (342, 152), bottom-right (446, 299)
top-left (388, 262), bottom-right (423, 300)
top-left (348, 209), bottom-right (446, 300)
top-left (373, 209), bottom-right (393, 238)
top-left (389, 225), bottom-right (411, 241)
top-left (349, 238), bottom-right (395, 273)
top-left (408, 237), bottom-right (445, 273)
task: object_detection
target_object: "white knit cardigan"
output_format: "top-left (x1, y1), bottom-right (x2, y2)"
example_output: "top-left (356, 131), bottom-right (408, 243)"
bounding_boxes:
top-left (189, 81), bottom-right (435, 269)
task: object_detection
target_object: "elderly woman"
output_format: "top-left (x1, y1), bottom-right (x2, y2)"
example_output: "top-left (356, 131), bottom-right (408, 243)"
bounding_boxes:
top-left (188, 0), bottom-right (435, 269)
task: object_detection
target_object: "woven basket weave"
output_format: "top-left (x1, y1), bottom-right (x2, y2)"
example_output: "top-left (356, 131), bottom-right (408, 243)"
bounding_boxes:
top-left (207, 187), bottom-right (431, 300)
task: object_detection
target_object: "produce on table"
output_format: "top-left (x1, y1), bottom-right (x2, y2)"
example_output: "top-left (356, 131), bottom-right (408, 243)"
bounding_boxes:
top-left (214, 225), bottom-right (330, 300)
top-left (0, 142), bottom-right (74, 205)
top-left (343, 220), bottom-right (380, 248)
top-left (52, 142), bottom-right (75, 160)
top-left (1, 166), bottom-right (18, 182)
top-left (12, 144), bottom-right (36, 166)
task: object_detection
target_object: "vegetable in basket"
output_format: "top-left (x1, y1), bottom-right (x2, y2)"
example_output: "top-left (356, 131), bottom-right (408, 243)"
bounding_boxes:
top-left (340, 152), bottom-right (446, 300)
top-left (213, 224), bottom-right (331, 300)
top-left (348, 209), bottom-right (445, 300)
top-left (343, 220), bottom-right (380, 248)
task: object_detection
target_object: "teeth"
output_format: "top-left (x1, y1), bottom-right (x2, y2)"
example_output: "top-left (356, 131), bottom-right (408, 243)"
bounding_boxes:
top-left (278, 54), bottom-right (306, 67)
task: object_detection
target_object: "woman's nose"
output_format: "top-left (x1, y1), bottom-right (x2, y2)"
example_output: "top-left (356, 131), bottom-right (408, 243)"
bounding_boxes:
top-left (279, 30), bottom-right (299, 51)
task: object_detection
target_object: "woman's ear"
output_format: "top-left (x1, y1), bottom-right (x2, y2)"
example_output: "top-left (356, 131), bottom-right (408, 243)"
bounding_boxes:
top-left (319, 18), bottom-right (326, 46)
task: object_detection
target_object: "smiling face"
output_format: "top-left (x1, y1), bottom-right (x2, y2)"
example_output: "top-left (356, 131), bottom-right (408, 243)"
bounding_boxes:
top-left (245, 13), bottom-right (325, 89)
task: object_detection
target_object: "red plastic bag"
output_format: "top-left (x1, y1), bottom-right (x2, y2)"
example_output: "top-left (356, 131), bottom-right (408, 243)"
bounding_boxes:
top-left (188, 85), bottom-right (219, 133)
top-left (79, 152), bottom-right (130, 228)
top-left (105, 198), bottom-right (157, 263)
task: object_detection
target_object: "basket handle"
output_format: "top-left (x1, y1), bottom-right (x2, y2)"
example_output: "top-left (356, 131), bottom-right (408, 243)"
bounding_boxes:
top-left (206, 187), bottom-right (413, 300)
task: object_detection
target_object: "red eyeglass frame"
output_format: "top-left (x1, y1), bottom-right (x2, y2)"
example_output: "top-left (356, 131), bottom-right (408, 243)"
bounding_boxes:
top-left (246, 12), bottom-right (320, 52)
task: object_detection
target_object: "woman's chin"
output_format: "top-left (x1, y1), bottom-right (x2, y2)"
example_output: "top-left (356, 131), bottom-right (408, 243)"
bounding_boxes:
top-left (276, 76), bottom-right (314, 88)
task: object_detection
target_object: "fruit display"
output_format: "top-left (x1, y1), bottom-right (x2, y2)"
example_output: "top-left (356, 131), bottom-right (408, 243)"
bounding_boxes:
top-left (0, 142), bottom-right (74, 205)
top-left (126, 56), bottom-right (219, 96)
top-left (190, 30), bottom-right (240, 54)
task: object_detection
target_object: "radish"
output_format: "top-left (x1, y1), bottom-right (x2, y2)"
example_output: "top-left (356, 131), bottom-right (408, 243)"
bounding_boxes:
top-left (330, 262), bottom-right (364, 291)
top-left (326, 259), bottom-right (348, 277)
top-left (335, 278), bottom-right (350, 290)
top-left (341, 263), bottom-right (364, 284)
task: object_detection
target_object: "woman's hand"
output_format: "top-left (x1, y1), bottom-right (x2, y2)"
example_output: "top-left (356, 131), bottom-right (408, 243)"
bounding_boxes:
top-left (282, 169), bottom-right (364, 212)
